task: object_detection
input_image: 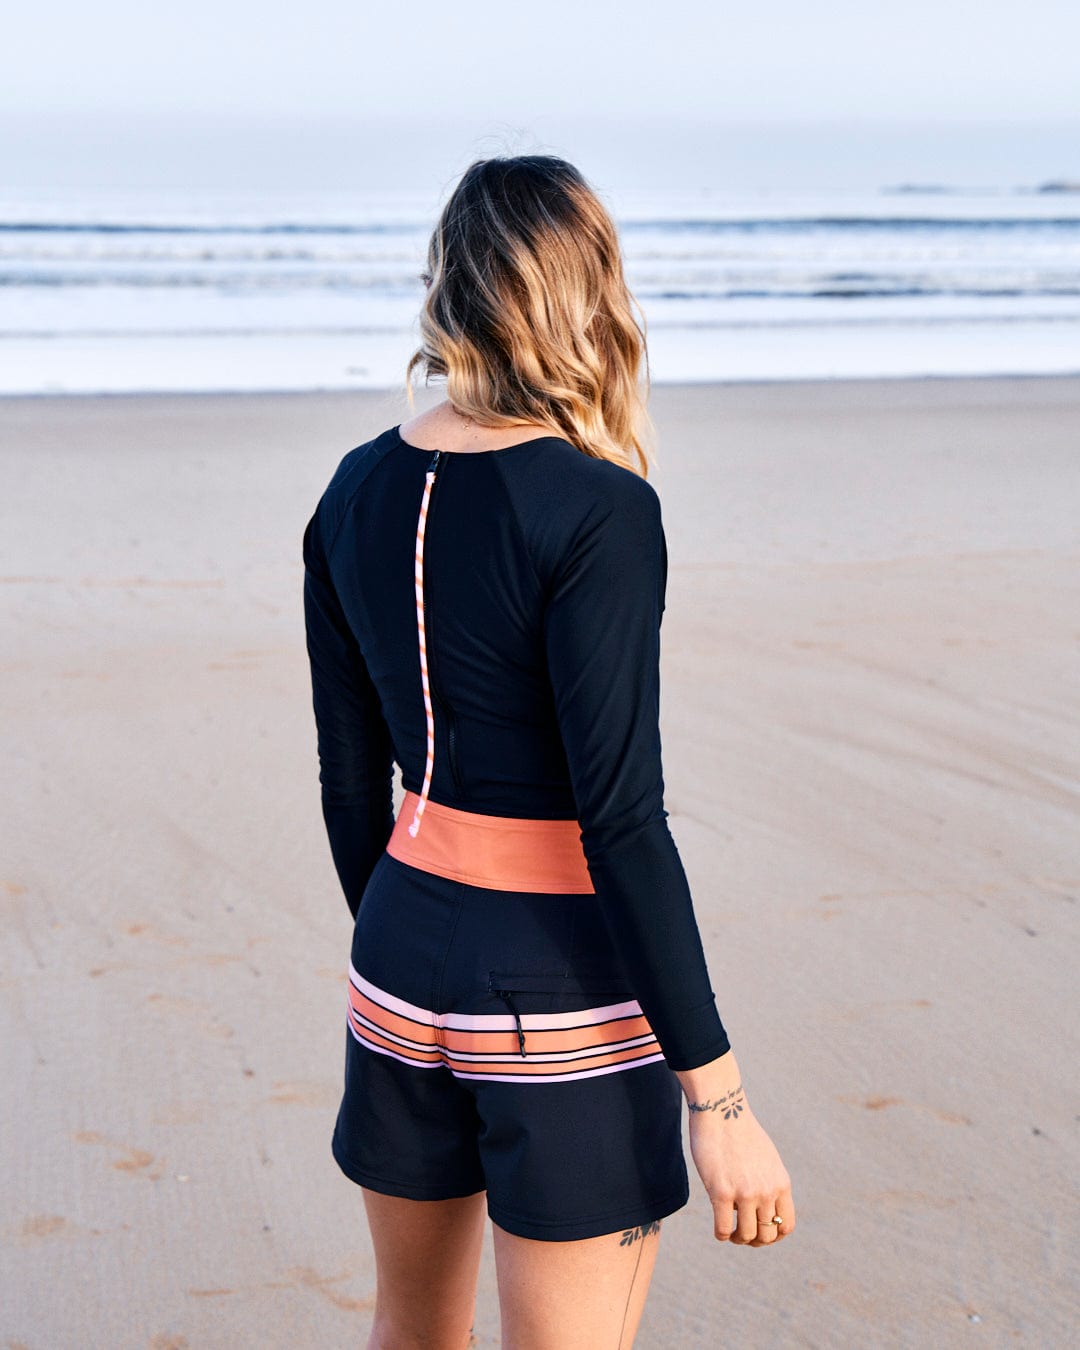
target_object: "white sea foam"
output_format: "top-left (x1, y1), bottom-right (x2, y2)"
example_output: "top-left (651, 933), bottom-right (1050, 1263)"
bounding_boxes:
top-left (2, 186), bottom-right (1078, 393)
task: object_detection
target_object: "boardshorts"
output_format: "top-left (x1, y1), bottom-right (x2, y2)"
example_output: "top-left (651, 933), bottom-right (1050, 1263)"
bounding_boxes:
top-left (331, 790), bottom-right (689, 1242)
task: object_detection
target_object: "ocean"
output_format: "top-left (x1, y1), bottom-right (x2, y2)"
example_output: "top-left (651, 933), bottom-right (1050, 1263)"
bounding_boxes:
top-left (2, 184), bottom-right (1078, 395)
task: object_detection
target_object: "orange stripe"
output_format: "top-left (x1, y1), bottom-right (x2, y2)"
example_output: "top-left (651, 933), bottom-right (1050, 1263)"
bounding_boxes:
top-left (442, 1017), bottom-right (653, 1057)
top-left (346, 1017), bottom-right (444, 1064)
top-left (387, 790), bottom-right (594, 893)
top-left (348, 986), bottom-right (438, 1046)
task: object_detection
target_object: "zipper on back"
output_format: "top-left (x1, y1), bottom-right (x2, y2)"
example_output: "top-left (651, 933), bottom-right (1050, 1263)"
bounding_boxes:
top-left (406, 449), bottom-right (443, 837)
top-left (423, 457), bottom-right (466, 796)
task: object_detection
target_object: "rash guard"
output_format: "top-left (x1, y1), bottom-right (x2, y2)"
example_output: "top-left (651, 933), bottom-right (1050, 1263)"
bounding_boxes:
top-left (303, 424), bottom-right (731, 1073)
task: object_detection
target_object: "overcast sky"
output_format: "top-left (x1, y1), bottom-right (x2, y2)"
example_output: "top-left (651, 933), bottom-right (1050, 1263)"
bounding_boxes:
top-left (4, 1), bottom-right (1078, 195)
top-left (7, 0), bottom-right (1079, 120)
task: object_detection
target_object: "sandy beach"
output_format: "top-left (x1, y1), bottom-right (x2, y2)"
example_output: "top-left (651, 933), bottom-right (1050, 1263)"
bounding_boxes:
top-left (2, 375), bottom-right (1078, 1348)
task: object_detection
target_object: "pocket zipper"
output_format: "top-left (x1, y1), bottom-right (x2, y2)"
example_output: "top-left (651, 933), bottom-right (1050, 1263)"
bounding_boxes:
top-left (491, 987), bottom-right (528, 1057)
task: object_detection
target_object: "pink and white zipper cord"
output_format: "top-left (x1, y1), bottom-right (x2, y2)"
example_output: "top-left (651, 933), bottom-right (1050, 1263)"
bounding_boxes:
top-left (408, 464), bottom-right (438, 837)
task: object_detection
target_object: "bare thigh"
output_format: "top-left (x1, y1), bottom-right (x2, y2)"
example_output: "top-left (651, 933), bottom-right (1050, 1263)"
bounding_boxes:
top-left (361, 1187), bottom-right (488, 1350)
top-left (493, 1219), bottom-right (663, 1350)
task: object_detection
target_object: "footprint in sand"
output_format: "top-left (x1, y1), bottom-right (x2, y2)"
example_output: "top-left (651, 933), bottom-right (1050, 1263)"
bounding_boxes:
top-left (265, 1080), bottom-right (339, 1108)
top-left (828, 998), bottom-right (932, 1022)
top-left (187, 1269), bottom-right (374, 1314)
top-left (10, 1214), bottom-right (94, 1244)
top-left (72, 1130), bottom-right (165, 1180)
top-left (839, 1094), bottom-right (973, 1125)
top-left (125, 921), bottom-right (189, 948)
top-left (264, 1265), bottom-right (374, 1313)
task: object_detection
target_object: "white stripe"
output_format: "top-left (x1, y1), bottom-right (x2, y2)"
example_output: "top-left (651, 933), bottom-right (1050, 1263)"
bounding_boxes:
top-left (350, 965), bottom-right (437, 1026)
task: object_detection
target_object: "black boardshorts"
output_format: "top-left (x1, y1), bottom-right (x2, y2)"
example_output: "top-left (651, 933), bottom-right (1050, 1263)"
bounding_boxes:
top-left (331, 842), bottom-right (689, 1243)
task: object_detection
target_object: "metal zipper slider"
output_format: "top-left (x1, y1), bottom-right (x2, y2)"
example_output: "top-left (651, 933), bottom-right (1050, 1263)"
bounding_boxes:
top-left (428, 449), bottom-right (442, 473)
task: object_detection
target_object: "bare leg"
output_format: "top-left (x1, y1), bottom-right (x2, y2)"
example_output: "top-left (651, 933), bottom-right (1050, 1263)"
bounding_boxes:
top-left (493, 1219), bottom-right (663, 1350)
top-left (361, 1187), bottom-right (488, 1349)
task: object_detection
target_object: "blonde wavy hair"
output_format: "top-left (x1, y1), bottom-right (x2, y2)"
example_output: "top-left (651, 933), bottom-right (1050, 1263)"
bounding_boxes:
top-left (404, 155), bottom-right (656, 477)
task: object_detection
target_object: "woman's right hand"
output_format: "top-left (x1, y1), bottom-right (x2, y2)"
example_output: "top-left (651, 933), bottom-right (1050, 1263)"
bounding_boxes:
top-left (676, 1050), bottom-right (796, 1246)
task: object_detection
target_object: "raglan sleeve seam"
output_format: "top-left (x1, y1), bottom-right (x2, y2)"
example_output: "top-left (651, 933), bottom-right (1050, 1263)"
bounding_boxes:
top-left (492, 455), bottom-right (546, 598)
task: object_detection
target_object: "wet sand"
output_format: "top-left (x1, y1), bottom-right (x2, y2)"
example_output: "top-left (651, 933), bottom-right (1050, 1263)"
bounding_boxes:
top-left (2, 375), bottom-right (1078, 1347)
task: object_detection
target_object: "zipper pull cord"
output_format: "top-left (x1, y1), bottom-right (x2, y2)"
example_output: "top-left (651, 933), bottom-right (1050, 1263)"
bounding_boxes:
top-left (494, 988), bottom-right (528, 1057)
top-left (407, 450), bottom-right (442, 838)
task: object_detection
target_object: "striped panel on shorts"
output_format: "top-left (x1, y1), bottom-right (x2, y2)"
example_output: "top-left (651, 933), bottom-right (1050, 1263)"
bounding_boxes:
top-left (346, 962), bottom-right (666, 1085)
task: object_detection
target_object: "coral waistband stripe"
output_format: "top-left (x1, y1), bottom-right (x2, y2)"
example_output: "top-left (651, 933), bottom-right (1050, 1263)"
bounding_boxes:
top-left (385, 789), bottom-right (595, 893)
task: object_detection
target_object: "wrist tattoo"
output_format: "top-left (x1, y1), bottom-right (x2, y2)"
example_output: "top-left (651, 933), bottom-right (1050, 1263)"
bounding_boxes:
top-left (687, 1082), bottom-right (745, 1119)
top-left (619, 1221), bottom-right (661, 1246)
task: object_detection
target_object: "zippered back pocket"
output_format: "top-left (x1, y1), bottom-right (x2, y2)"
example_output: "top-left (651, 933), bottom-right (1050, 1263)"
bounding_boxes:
top-left (486, 970), bottom-right (642, 1060)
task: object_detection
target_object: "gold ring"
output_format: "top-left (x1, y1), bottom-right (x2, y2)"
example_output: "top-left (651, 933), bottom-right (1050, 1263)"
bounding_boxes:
top-left (771, 1215), bottom-right (784, 1225)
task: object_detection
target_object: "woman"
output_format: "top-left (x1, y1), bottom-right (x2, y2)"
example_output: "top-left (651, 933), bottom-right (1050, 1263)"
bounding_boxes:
top-left (303, 154), bottom-right (795, 1349)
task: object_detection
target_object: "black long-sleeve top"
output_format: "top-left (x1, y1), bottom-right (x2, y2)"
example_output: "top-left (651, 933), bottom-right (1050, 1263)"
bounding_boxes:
top-left (302, 424), bottom-right (731, 1072)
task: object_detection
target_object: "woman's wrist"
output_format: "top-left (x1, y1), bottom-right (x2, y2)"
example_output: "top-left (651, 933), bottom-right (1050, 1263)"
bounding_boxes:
top-left (675, 1048), bottom-right (748, 1115)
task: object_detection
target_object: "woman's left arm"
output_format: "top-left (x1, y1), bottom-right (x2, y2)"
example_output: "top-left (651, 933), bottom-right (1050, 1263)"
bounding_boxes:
top-left (302, 503), bottom-right (396, 920)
